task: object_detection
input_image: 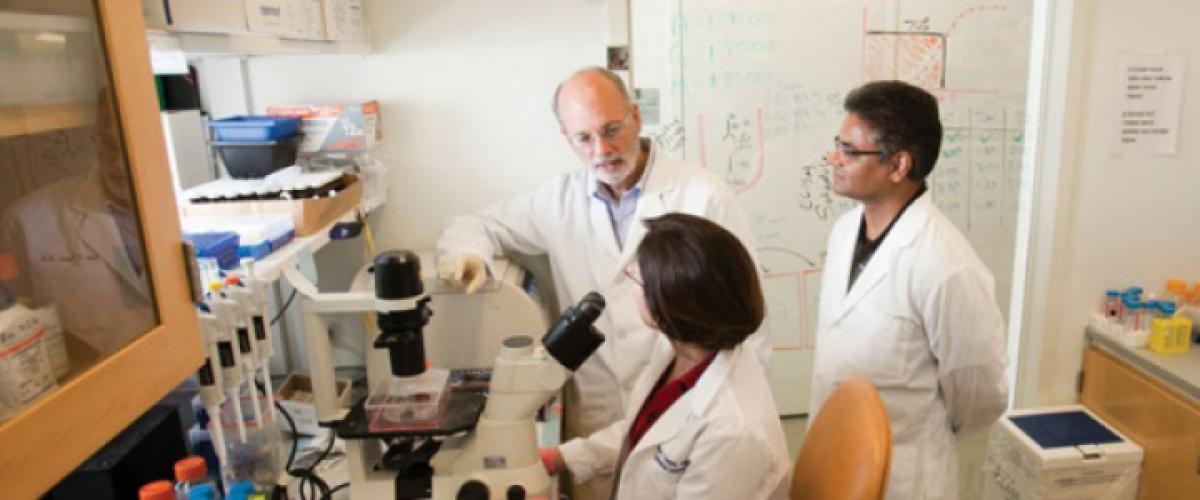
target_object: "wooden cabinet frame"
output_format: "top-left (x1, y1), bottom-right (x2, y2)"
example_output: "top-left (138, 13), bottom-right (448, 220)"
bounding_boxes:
top-left (0, 2), bottom-right (203, 497)
top-left (1081, 347), bottom-right (1200, 500)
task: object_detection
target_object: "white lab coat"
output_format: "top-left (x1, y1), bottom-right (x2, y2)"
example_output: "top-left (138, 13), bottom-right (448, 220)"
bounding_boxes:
top-left (1, 171), bottom-right (155, 355)
top-left (436, 144), bottom-right (766, 482)
top-left (562, 338), bottom-right (790, 500)
top-left (810, 193), bottom-right (1008, 500)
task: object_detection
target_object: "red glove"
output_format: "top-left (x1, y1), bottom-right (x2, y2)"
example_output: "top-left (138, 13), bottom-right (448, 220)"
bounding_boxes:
top-left (539, 447), bottom-right (564, 475)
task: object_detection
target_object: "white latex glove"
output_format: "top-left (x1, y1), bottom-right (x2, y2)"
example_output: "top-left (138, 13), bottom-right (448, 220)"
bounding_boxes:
top-left (437, 253), bottom-right (487, 294)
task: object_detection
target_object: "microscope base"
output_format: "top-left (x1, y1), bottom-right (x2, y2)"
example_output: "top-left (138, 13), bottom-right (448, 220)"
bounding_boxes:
top-left (432, 451), bottom-right (549, 500)
top-left (428, 418), bottom-right (551, 499)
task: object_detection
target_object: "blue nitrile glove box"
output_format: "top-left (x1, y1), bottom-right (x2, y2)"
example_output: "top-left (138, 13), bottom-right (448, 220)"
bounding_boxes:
top-left (182, 214), bottom-right (295, 261)
top-left (239, 229), bottom-right (295, 260)
top-left (183, 232), bottom-right (241, 270)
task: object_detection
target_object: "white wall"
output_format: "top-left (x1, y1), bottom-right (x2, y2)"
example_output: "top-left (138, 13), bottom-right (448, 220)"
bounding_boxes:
top-left (236, 0), bottom-right (605, 368)
top-left (1018, 0), bottom-right (1200, 406)
top-left (246, 0), bottom-right (606, 262)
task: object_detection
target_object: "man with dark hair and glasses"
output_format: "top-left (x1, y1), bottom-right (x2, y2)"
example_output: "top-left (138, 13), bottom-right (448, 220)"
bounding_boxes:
top-left (810, 80), bottom-right (1008, 499)
top-left (437, 66), bottom-right (763, 500)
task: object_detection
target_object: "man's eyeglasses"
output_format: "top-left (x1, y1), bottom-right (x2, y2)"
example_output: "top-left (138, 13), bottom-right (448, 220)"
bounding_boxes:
top-left (567, 113), bottom-right (632, 149)
top-left (623, 264), bottom-right (643, 287)
top-left (833, 136), bottom-right (884, 158)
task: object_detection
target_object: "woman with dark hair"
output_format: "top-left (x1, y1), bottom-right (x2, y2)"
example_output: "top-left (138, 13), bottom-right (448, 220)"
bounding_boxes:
top-left (541, 212), bottom-right (790, 499)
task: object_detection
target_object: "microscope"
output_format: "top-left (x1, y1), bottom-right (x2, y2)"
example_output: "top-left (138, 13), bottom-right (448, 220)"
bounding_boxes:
top-left (283, 250), bottom-right (605, 499)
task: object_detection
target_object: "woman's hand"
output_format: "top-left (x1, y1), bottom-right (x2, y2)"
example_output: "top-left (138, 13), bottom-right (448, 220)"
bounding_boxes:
top-left (538, 447), bottom-right (565, 475)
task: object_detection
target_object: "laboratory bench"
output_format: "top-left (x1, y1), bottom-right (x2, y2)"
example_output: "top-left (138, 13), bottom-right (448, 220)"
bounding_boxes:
top-left (1081, 325), bottom-right (1200, 499)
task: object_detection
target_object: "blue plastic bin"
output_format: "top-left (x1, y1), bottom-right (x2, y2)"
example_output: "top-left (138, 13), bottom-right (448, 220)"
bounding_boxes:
top-left (209, 116), bottom-right (301, 142)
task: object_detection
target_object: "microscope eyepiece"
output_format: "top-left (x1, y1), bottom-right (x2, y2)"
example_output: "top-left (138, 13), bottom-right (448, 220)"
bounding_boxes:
top-left (576, 292), bottom-right (605, 322)
top-left (542, 292), bottom-right (606, 371)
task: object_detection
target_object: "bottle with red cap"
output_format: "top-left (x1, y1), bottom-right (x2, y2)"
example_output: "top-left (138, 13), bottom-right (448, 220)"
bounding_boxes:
top-left (175, 455), bottom-right (223, 499)
top-left (139, 480), bottom-right (176, 500)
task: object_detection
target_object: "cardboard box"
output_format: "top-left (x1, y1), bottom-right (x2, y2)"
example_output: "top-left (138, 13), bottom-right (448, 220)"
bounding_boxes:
top-left (183, 173), bottom-right (362, 236)
top-left (276, 373), bottom-right (351, 435)
top-left (266, 100), bottom-right (380, 153)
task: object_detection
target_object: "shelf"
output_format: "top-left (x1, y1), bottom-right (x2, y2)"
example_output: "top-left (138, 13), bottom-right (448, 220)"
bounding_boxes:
top-left (234, 191), bottom-right (387, 282)
top-left (0, 12), bottom-right (93, 33)
top-left (0, 101), bottom-right (92, 139)
top-left (150, 30), bottom-right (369, 57)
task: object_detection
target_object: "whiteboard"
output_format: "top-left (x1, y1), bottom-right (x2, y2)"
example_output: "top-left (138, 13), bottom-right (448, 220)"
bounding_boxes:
top-left (633, 0), bottom-right (1033, 414)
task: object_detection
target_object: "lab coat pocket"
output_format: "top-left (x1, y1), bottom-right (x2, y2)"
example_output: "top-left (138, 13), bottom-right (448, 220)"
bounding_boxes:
top-left (642, 437), bottom-right (694, 494)
top-left (652, 444), bottom-right (690, 474)
top-left (835, 309), bottom-right (917, 387)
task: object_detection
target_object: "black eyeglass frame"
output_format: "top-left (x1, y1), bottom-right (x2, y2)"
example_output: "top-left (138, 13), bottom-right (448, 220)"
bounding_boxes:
top-left (833, 136), bottom-right (885, 158)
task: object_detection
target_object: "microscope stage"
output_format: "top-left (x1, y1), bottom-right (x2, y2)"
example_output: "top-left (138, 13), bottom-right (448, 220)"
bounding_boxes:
top-left (334, 389), bottom-right (487, 440)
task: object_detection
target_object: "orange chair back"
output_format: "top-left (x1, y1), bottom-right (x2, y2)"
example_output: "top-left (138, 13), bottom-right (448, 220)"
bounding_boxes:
top-left (790, 377), bottom-right (892, 500)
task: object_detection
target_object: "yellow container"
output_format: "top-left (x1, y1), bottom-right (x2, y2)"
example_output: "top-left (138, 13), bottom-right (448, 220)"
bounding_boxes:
top-left (1149, 316), bottom-right (1192, 355)
top-left (1174, 316), bottom-right (1193, 354)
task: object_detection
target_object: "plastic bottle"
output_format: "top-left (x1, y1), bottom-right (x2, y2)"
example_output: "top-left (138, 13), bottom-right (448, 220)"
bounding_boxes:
top-left (1103, 290), bottom-right (1121, 320)
top-left (140, 480), bottom-right (176, 500)
top-left (225, 481), bottom-right (255, 500)
top-left (187, 484), bottom-right (218, 500)
top-left (0, 281), bottom-right (57, 423)
top-left (188, 407), bottom-right (222, 488)
top-left (175, 456), bottom-right (223, 499)
top-left (1120, 297), bottom-right (1139, 333)
top-left (1145, 299), bottom-right (1161, 321)
top-left (1166, 279), bottom-right (1189, 308)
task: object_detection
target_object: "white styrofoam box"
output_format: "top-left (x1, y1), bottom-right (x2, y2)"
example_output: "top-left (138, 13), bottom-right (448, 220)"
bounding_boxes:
top-left (164, 0), bottom-right (250, 34)
top-left (321, 0), bottom-right (365, 42)
top-left (983, 405), bottom-right (1142, 500)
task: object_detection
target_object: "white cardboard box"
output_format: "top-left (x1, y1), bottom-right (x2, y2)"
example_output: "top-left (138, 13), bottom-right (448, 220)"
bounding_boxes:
top-left (983, 405), bottom-right (1142, 500)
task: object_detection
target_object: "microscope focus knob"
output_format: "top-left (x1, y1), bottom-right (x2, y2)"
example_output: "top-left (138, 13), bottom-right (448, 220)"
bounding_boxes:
top-left (456, 479), bottom-right (489, 500)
